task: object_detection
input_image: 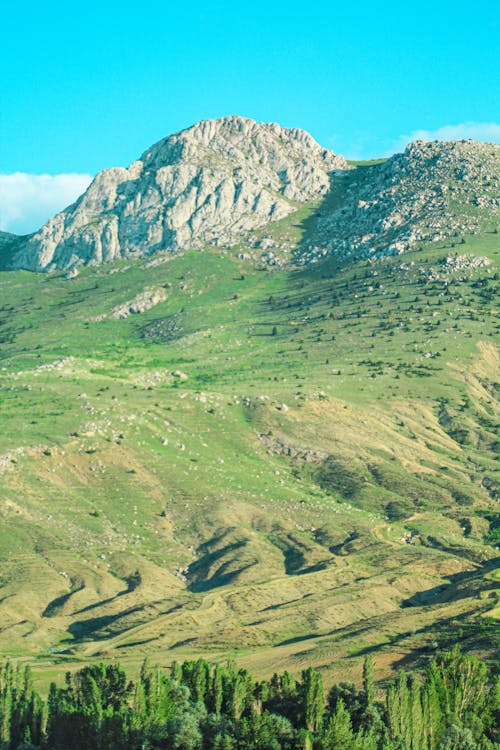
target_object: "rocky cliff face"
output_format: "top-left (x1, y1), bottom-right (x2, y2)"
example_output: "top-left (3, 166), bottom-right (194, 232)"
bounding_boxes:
top-left (300, 139), bottom-right (500, 264)
top-left (12, 116), bottom-right (347, 271)
top-left (8, 123), bottom-right (499, 272)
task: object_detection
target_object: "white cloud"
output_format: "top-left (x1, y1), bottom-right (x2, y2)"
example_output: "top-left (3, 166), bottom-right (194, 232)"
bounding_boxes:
top-left (0, 173), bottom-right (93, 235)
top-left (387, 122), bottom-right (500, 156)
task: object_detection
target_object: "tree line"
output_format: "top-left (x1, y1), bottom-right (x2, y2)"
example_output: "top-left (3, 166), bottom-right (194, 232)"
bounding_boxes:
top-left (0, 647), bottom-right (498, 749)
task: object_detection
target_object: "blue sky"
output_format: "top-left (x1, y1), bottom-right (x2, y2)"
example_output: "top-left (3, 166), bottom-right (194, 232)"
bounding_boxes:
top-left (1, 0), bottom-right (499, 233)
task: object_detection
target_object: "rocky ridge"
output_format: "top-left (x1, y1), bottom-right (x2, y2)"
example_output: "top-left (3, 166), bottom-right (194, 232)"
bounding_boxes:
top-left (110, 287), bottom-right (168, 319)
top-left (300, 140), bottom-right (500, 264)
top-left (12, 116), bottom-right (346, 271)
top-left (6, 123), bottom-right (500, 273)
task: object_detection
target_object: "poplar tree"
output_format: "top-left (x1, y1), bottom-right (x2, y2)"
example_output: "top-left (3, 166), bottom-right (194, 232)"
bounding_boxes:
top-left (208, 664), bottom-right (225, 715)
top-left (362, 656), bottom-right (375, 708)
top-left (0, 661), bottom-right (14, 747)
top-left (409, 675), bottom-right (424, 750)
top-left (301, 667), bottom-right (324, 733)
top-left (422, 679), bottom-right (443, 750)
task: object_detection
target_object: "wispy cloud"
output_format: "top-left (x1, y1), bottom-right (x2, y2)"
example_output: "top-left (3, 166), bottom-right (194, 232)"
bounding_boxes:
top-left (0, 173), bottom-right (93, 235)
top-left (386, 122), bottom-right (500, 156)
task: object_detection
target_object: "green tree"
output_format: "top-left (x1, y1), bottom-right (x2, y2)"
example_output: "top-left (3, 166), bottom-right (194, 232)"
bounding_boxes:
top-left (169, 710), bottom-right (203, 750)
top-left (438, 724), bottom-right (478, 750)
top-left (324, 698), bottom-right (355, 750)
top-left (362, 656), bottom-right (375, 708)
top-left (301, 667), bottom-right (324, 733)
top-left (422, 678), bottom-right (444, 750)
top-left (429, 647), bottom-right (488, 721)
top-left (208, 665), bottom-right (225, 715)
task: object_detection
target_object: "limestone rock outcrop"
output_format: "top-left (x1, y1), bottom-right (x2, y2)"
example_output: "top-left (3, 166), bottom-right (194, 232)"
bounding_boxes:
top-left (110, 287), bottom-right (168, 319)
top-left (13, 116), bottom-right (347, 271)
top-left (300, 139), bottom-right (500, 264)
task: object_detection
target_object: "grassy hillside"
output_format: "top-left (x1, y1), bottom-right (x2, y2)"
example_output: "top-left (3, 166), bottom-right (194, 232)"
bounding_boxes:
top-left (0, 190), bottom-right (498, 687)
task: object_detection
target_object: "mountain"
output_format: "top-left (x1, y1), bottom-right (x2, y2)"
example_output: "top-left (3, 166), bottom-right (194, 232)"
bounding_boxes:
top-left (12, 116), bottom-right (347, 271)
top-left (0, 119), bottom-right (498, 686)
top-left (0, 230), bottom-right (23, 269)
top-left (301, 139), bottom-right (500, 264)
top-left (8, 118), bottom-right (500, 275)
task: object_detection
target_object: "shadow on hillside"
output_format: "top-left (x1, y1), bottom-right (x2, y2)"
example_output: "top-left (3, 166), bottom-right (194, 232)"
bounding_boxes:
top-left (274, 557), bottom-right (499, 656)
top-left (292, 170), bottom-right (352, 255)
top-left (288, 160), bottom-right (387, 264)
top-left (71, 571), bottom-right (142, 617)
top-left (66, 605), bottom-right (145, 641)
top-left (42, 582), bottom-right (85, 618)
top-left (401, 555), bottom-right (500, 607)
top-left (186, 538), bottom-right (253, 592)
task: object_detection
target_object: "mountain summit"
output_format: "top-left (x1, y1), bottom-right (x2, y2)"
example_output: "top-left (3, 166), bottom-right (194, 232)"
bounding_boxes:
top-left (7, 118), bottom-right (499, 273)
top-left (12, 116), bottom-right (347, 271)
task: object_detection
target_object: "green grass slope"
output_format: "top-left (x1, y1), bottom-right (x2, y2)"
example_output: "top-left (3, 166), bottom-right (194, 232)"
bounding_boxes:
top-left (0, 194), bottom-right (498, 686)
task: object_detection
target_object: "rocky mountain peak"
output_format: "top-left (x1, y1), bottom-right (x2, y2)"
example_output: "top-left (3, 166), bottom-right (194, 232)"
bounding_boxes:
top-left (12, 116), bottom-right (347, 272)
top-left (6, 124), bottom-right (499, 273)
top-left (141, 115), bottom-right (333, 165)
top-left (300, 139), bottom-right (500, 264)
